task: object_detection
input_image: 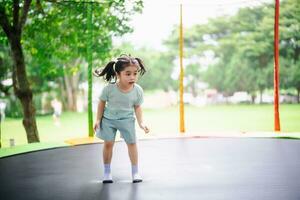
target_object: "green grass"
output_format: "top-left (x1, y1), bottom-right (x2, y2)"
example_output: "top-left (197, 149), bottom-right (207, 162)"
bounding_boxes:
top-left (0, 142), bottom-right (69, 158)
top-left (1, 112), bottom-right (89, 147)
top-left (1, 104), bottom-right (300, 157)
top-left (144, 104), bottom-right (300, 135)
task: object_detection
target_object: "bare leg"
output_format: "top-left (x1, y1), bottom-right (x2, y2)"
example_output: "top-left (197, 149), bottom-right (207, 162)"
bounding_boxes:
top-left (127, 143), bottom-right (142, 183)
top-left (127, 143), bottom-right (138, 165)
top-left (102, 141), bottom-right (114, 183)
top-left (103, 141), bottom-right (114, 164)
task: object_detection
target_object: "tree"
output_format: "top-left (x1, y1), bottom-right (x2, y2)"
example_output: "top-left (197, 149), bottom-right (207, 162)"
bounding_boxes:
top-left (0, 0), bottom-right (143, 143)
top-left (280, 0), bottom-right (300, 102)
top-left (165, 2), bottom-right (278, 103)
top-left (288, 62), bottom-right (300, 103)
top-left (23, 1), bottom-right (142, 111)
top-left (0, 33), bottom-right (12, 96)
top-left (0, 0), bottom-right (40, 143)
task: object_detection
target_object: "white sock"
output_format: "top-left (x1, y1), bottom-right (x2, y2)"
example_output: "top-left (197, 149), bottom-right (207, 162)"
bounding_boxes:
top-left (103, 164), bottom-right (112, 181)
top-left (132, 164), bottom-right (138, 175)
top-left (132, 165), bottom-right (142, 182)
top-left (104, 164), bottom-right (111, 174)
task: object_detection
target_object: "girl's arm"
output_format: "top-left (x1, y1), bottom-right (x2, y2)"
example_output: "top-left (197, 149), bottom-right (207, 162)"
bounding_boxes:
top-left (134, 105), bottom-right (149, 133)
top-left (93, 100), bottom-right (106, 132)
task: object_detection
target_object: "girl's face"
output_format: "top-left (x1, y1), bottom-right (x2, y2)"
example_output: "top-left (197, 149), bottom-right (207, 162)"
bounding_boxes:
top-left (117, 65), bottom-right (139, 87)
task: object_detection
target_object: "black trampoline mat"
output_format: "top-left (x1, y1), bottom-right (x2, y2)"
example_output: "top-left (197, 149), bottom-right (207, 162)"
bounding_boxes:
top-left (0, 137), bottom-right (300, 200)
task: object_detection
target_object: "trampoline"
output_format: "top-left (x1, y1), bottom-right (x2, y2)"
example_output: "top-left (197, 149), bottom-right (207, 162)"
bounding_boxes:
top-left (0, 137), bottom-right (300, 200)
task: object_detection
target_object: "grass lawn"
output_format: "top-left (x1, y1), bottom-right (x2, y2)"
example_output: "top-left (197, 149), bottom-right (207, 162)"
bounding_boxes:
top-left (145, 104), bottom-right (300, 133)
top-left (1, 104), bottom-right (300, 155)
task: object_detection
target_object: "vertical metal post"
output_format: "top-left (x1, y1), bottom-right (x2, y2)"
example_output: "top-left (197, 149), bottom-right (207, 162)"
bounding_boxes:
top-left (274, 0), bottom-right (280, 131)
top-left (179, 4), bottom-right (185, 133)
top-left (0, 114), bottom-right (2, 148)
top-left (87, 2), bottom-right (94, 136)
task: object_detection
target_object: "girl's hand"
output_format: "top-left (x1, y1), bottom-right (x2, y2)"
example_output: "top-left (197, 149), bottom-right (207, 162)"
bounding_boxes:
top-left (93, 120), bottom-right (101, 132)
top-left (139, 123), bottom-right (150, 134)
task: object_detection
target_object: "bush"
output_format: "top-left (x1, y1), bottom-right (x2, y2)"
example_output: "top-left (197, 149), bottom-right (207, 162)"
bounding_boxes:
top-left (5, 96), bottom-right (22, 118)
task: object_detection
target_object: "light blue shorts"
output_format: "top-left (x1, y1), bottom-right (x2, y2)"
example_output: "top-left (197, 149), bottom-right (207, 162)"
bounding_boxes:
top-left (95, 117), bottom-right (136, 144)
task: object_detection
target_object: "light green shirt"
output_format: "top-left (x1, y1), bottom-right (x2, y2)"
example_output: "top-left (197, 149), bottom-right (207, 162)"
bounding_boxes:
top-left (99, 83), bottom-right (144, 120)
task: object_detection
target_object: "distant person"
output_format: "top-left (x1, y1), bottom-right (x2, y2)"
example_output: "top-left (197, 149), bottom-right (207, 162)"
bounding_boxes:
top-left (51, 98), bottom-right (62, 126)
top-left (93, 54), bottom-right (149, 184)
top-left (0, 100), bottom-right (6, 122)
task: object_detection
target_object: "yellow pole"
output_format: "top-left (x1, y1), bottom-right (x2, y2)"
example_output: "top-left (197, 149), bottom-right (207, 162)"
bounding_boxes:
top-left (179, 4), bottom-right (185, 133)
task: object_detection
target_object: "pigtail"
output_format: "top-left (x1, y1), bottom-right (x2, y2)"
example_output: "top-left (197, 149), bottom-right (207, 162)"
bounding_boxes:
top-left (93, 61), bottom-right (116, 82)
top-left (135, 57), bottom-right (146, 76)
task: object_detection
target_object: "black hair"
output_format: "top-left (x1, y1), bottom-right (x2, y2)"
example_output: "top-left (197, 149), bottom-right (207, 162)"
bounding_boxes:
top-left (94, 54), bottom-right (146, 82)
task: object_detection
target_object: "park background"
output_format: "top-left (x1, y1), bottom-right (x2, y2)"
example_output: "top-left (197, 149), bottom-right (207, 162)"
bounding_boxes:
top-left (0, 0), bottom-right (299, 153)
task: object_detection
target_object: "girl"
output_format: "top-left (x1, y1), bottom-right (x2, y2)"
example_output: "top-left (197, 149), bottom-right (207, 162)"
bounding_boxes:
top-left (93, 54), bottom-right (149, 184)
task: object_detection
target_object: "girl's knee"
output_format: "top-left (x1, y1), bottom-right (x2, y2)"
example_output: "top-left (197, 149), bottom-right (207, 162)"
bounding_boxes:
top-left (104, 141), bottom-right (114, 149)
top-left (127, 143), bottom-right (137, 149)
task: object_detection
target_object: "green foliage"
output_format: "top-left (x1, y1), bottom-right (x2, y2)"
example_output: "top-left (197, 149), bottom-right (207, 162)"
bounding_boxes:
top-left (164, 0), bottom-right (300, 100)
top-left (5, 95), bottom-right (23, 118)
top-left (138, 51), bottom-right (177, 91)
top-left (0, 32), bottom-right (12, 96)
top-left (21, 1), bottom-right (143, 94)
top-left (1, 0), bottom-right (143, 117)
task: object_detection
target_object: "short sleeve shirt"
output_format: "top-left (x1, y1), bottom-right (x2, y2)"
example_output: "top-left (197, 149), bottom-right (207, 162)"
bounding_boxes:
top-left (99, 83), bottom-right (144, 120)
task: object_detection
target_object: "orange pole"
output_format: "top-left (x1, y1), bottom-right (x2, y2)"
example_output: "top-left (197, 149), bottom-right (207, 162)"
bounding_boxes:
top-left (274, 0), bottom-right (280, 131)
top-left (179, 4), bottom-right (185, 133)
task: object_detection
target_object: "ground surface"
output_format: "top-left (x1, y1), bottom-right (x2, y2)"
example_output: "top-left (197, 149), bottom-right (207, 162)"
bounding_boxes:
top-left (0, 137), bottom-right (299, 200)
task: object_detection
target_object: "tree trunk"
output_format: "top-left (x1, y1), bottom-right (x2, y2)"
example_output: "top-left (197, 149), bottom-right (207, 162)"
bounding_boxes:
top-left (64, 73), bottom-right (78, 111)
top-left (10, 32), bottom-right (39, 143)
top-left (191, 81), bottom-right (197, 98)
top-left (251, 94), bottom-right (256, 104)
top-left (259, 89), bottom-right (263, 104)
top-left (64, 74), bottom-right (74, 111)
top-left (294, 46), bottom-right (300, 62)
top-left (59, 77), bottom-right (67, 109)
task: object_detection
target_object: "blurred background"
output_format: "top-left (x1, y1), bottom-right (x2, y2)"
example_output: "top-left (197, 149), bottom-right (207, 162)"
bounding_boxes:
top-left (0, 0), bottom-right (299, 148)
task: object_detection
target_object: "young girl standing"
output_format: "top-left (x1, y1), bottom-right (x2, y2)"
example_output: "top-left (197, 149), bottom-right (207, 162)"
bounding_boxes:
top-left (93, 54), bottom-right (149, 184)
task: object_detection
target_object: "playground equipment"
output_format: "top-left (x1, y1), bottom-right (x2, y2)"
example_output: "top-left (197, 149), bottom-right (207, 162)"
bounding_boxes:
top-left (1, 2), bottom-right (299, 199)
top-left (1, 137), bottom-right (300, 199)
top-left (274, 0), bottom-right (280, 131)
top-left (178, 1), bottom-right (281, 133)
top-left (179, 4), bottom-right (185, 133)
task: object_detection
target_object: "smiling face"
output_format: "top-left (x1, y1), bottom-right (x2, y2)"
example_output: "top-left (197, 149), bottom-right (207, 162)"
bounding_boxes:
top-left (117, 65), bottom-right (139, 87)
